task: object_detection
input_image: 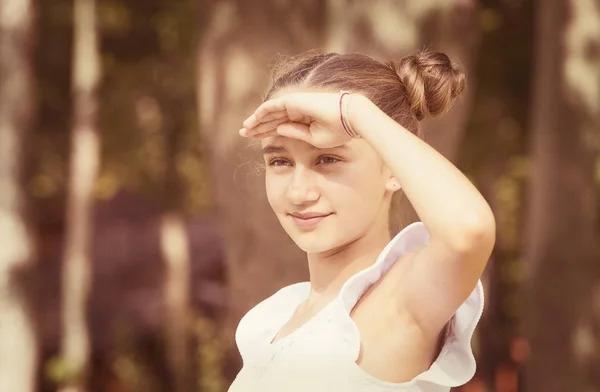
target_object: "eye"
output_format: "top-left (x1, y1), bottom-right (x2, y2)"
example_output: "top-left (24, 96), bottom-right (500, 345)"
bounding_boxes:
top-left (316, 155), bottom-right (340, 165)
top-left (268, 158), bottom-right (292, 167)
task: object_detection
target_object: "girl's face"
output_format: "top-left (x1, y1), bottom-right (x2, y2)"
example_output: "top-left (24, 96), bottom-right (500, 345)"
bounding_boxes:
top-left (262, 134), bottom-right (397, 254)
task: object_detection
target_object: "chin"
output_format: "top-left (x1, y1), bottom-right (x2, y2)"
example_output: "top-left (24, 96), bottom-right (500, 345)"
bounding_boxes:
top-left (281, 225), bottom-right (348, 254)
top-left (294, 237), bottom-right (338, 254)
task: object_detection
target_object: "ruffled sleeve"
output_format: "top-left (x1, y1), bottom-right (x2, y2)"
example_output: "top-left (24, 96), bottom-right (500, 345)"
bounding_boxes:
top-left (414, 280), bottom-right (484, 387)
top-left (339, 222), bottom-right (485, 388)
top-left (386, 223), bottom-right (486, 388)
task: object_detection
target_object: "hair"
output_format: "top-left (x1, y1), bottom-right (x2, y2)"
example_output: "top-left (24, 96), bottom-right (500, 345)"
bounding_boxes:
top-left (265, 50), bottom-right (465, 137)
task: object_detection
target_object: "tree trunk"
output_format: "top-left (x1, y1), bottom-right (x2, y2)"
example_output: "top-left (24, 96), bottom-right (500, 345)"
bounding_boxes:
top-left (59, 0), bottom-right (101, 390)
top-left (477, 165), bottom-right (519, 392)
top-left (523, 0), bottom-right (600, 391)
top-left (0, 0), bottom-right (38, 391)
top-left (196, 0), bottom-right (325, 379)
top-left (160, 95), bottom-right (192, 392)
top-left (418, 1), bottom-right (481, 163)
top-left (160, 212), bottom-right (192, 392)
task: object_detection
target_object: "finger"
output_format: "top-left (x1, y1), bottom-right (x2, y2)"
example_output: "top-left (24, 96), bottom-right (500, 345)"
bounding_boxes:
top-left (240, 117), bottom-right (289, 137)
top-left (276, 122), bottom-right (311, 143)
top-left (258, 110), bottom-right (288, 124)
top-left (243, 110), bottom-right (287, 129)
top-left (243, 98), bottom-right (287, 128)
top-left (251, 129), bottom-right (278, 139)
top-left (249, 117), bottom-right (290, 135)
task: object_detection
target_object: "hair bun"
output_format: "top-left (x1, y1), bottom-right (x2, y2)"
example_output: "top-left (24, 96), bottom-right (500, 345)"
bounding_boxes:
top-left (391, 51), bottom-right (465, 121)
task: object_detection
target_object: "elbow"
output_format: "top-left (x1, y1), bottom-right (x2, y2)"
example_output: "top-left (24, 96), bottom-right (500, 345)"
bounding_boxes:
top-left (449, 210), bottom-right (496, 255)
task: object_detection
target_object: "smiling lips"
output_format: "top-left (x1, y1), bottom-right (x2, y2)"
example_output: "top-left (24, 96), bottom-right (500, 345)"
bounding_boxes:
top-left (289, 211), bottom-right (333, 228)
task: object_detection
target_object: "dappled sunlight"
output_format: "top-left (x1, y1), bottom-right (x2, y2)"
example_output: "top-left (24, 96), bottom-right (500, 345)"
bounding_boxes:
top-left (93, 171), bottom-right (119, 200)
top-left (0, 0), bottom-right (38, 390)
top-left (97, 1), bottom-right (130, 34)
top-left (493, 156), bottom-right (527, 252)
top-left (572, 317), bottom-right (596, 362)
top-left (194, 314), bottom-right (227, 392)
top-left (175, 152), bottom-right (212, 212)
top-left (367, 0), bottom-right (454, 53)
top-left (29, 173), bottom-right (58, 198)
top-left (225, 48), bottom-right (258, 115)
top-left (59, 0), bottom-right (101, 391)
top-left (565, 0), bottom-right (600, 118)
top-left (135, 96), bottom-right (163, 134)
top-left (160, 213), bottom-right (192, 392)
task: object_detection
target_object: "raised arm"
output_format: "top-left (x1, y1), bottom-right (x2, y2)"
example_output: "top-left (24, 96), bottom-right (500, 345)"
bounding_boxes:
top-left (349, 93), bottom-right (495, 333)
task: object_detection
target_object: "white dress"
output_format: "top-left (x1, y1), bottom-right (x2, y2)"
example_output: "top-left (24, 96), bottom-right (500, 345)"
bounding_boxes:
top-left (228, 222), bottom-right (485, 392)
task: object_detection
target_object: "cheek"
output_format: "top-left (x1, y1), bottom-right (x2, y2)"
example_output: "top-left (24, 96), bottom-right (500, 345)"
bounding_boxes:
top-left (333, 186), bottom-right (384, 216)
top-left (265, 173), bottom-right (286, 212)
top-left (326, 174), bottom-right (387, 226)
top-left (343, 163), bottom-right (388, 201)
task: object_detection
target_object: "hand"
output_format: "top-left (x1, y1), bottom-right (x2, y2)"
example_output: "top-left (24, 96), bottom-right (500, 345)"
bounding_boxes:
top-left (239, 92), bottom-right (356, 149)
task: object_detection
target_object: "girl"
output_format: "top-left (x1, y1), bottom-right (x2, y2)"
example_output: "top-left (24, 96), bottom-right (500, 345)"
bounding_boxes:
top-left (228, 51), bottom-right (495, 392)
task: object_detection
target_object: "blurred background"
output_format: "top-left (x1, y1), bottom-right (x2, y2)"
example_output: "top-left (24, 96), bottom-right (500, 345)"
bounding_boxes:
top-left (0, 0), bottom-right (599, 391)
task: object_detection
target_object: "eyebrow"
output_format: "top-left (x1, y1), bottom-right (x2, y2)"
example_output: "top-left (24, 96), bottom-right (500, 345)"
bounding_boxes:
top-left (262, 145), bottom-right (286, 155)
top-left (262, 144), bottom-right (349, 155)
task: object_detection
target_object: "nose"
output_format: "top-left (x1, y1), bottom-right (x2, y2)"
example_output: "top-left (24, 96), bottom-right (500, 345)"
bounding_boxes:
top-left (287, 166), bottom-right (320, 205)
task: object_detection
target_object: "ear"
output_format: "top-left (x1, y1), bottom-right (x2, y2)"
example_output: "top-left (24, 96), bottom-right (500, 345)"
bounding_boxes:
top-left (385, 176), bottom-right (401, 193)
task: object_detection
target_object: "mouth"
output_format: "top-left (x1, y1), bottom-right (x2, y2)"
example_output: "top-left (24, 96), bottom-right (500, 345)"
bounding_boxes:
top-left (288, 212), bottom-right (333, 228)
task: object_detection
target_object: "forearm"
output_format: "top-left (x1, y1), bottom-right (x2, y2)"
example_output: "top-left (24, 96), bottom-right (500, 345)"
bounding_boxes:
top-left (350, 94), bottom-right (495, 250)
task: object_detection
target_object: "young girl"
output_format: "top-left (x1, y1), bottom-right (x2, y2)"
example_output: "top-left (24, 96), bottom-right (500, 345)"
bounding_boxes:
top-left (228, 51), bottom-right (495, 392)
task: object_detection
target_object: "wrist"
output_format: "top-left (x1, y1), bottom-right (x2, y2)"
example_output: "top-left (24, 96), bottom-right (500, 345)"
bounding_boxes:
top-left (347, 93), bottom-right (380, 138)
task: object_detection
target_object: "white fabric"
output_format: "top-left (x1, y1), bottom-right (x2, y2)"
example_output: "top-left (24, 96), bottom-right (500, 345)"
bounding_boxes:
top-left (228, 222), bottom-right (485, 392)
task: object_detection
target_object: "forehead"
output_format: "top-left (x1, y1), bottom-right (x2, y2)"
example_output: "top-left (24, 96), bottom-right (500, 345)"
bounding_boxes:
top-left (261, 135), bottom-right (365, 160)
top-left (261, 135), bottom-right (321, 152)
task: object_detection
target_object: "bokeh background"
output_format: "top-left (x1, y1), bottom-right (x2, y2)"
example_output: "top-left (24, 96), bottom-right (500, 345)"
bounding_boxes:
top-left (0, 0), bottom-right (599, 391)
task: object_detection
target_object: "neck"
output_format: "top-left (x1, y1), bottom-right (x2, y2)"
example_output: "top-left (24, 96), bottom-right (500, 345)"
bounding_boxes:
top-left (305, 221), bottom-right (391, 304)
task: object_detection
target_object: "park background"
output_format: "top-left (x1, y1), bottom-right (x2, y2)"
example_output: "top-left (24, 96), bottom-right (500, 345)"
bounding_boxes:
top-left (0, 0), bottom-right (599, 391)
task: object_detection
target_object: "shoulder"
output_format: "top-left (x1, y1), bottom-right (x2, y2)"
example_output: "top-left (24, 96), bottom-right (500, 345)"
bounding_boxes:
top-left (235, 282), bottom-right (309, 362)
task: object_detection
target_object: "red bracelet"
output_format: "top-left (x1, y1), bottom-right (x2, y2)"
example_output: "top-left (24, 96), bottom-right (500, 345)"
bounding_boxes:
top-left (339, 91), bottom-right (353, 138)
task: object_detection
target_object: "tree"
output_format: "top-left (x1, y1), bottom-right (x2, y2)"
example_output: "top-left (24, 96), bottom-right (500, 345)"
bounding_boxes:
top-left (463, 3), bottom-right (534, 389)
top-left (0, 0), bottom-right (38, 391)
top-left (523, 0), bottom-right (600, 391)
top-left (59, 0), bottom-right (101, 390)
top-left (196, 0), bottom-right (325, 378)
top-left (160, 93), bottom-right (193, 392)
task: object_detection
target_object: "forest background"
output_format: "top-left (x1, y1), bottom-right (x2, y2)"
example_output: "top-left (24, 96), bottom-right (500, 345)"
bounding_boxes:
top-left (0, 0), bottom-right (599, 391)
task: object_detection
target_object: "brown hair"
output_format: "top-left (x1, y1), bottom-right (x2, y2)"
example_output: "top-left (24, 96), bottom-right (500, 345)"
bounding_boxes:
top-left (265, 50), bottom-right (465, 137)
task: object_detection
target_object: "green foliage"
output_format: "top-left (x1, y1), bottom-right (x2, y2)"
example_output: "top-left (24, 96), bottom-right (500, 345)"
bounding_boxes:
top-left (458, 2), bottom-right (535, 369)
top-left (35, 0), bottom-right (211, 213)
top-left (110, 324), bottom-right (162, 392)
top-left (194, 313), bottom-right (228, 392)
top-left (44, 355), bottom-right (84, 386)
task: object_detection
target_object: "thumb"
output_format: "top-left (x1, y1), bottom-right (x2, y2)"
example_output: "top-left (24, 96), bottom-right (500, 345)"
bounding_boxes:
top-left (276, 122), bottom-right (312, 143)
